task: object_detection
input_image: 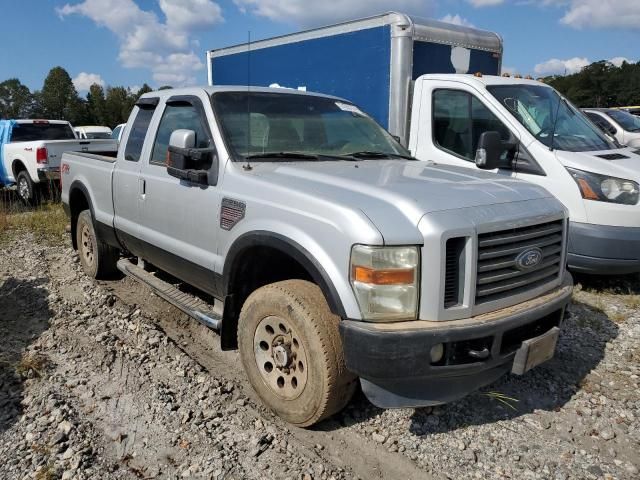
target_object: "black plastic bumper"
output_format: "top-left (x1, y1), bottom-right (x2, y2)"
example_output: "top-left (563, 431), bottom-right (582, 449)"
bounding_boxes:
top-left (568, 221), bottom-right (640, 275)
top-left (339, 274), bottom-right (573, 408)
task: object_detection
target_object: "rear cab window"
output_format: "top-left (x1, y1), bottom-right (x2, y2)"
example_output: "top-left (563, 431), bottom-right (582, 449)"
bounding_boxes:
top-left (10, 122), bottom-right (76, 142)
top-left (124, 104), bottom-right (157, 162)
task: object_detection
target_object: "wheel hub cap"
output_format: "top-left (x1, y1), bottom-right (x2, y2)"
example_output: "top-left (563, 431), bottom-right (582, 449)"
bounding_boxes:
top-left (254, 315), bottom-right (308, 400)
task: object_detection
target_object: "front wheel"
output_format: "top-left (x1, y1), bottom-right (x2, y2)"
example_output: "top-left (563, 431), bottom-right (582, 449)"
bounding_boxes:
top-left (76, 210), bottom-right (119, 279)
top-left (238, 280), bottom-right (356, 427)
top-left (16, 171), bottom-right (40, 206)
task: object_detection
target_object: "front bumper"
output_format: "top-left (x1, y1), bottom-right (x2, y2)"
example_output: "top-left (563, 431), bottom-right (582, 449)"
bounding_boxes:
top-left (339, 273), bottom-right (573, 408)
top-left (568, 221), bottom-right (640, 275)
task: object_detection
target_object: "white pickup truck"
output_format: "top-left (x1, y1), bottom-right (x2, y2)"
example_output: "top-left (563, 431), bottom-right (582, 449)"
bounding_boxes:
top-left (0, 119), bottom-right (118, 204)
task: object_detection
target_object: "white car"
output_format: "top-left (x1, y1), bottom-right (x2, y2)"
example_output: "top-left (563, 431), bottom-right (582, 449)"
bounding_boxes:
top-left (582, 108), bottom-right (640, 148)
top-left (74, 125), bottom-right (113, 139)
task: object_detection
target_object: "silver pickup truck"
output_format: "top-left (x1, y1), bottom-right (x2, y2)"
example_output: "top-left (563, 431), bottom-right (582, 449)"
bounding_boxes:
top-left (61, 87), bottom-right (573, 426)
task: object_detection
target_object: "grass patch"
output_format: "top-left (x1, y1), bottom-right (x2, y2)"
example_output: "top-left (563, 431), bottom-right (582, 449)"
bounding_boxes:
top-left (0, 200), bottom-right (67, 245)
top-left (16, 353), bottom-right (49, 378)
top-left (482, 391), bottom-right (519, 411)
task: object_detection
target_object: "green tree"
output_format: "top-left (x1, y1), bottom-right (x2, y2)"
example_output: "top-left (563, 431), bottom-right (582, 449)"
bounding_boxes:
top-left (136, 83), bottom-right (153, 97)
top-left (0, 78), bottom-right (34, 119)
top-left (86, 83), bottom-right (107, 125)
top-left (158, 85), bottom-right (173, 90)
top-left (104, 86), bottom-right (135, 127)
top-left (40, 66), bottom-right (84, 122)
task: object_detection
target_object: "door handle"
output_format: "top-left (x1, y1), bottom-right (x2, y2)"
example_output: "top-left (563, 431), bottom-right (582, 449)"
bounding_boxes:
top-left (139, 178), bottom-right (146, 198)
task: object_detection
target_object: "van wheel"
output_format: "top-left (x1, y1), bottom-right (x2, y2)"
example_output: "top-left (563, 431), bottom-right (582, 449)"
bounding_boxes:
top-left (76, 210), bottom-right (119, 279)
top-left (238, 280), bottom-right (357, 427)
top-left (16, 171), bottom-right (40, 206)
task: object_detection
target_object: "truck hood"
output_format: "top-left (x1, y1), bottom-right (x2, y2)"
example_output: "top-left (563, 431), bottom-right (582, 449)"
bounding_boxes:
top-left (251, 160), bottom-right (555, 243)
top-left (554, 147), bottom-right (640, 181)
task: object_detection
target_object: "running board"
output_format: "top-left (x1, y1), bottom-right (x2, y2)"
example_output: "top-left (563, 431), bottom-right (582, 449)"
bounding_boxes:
top-left (117, 258), bottom-right (222, 331)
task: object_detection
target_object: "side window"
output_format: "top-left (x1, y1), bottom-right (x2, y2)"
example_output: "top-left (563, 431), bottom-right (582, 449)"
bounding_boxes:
top-left (586, 112), bottom-right (616, 135)
top-left (433, 90), bottom-right (472, 160)
top-left (124, 106), bottom-right (156, 162)
top-left (150, 102), bottom-right (213, 167)
top-left (433, 89), bottom-right (513, 162)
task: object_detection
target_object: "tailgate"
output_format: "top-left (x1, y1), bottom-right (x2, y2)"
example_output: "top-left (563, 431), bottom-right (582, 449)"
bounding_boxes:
top-left (44, 139), bottom-right (118, 168)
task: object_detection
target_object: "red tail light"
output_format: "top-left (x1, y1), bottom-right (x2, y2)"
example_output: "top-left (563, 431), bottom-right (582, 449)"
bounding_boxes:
top-left (36, 147), bottom-right (48, 164)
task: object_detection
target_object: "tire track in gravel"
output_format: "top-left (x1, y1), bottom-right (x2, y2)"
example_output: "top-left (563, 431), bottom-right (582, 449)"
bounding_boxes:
top-left (96, 273), bottom-right (429, 480)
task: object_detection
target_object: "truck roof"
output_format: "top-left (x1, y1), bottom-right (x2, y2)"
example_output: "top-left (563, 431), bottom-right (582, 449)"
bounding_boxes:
top-left (418, 74), bottom-right (549, 88)
top-left (15, 119), bottom-right (71, 124)
top-left (139, 86), bottom-right (348, 102)
top-left (207, 12), bottom-right (502, 58)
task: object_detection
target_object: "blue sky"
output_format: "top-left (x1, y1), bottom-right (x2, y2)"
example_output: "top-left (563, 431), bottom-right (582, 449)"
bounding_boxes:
top-left (0, 0), bottom-right (637, 94)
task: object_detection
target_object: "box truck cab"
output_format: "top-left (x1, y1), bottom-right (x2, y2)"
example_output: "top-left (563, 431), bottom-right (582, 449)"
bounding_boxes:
top-left (408, 75), bottom-right (640, 274)
top-left (207, 12), bottom-right (640, 274)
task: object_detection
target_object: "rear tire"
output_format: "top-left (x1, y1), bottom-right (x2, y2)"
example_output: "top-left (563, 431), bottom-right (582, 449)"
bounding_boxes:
top-left (76, 210), bottom-right (119, 279)
top-left (16, 171), bottom-right (40, 206)
top-left (238, 280), bottom-right (356, 427)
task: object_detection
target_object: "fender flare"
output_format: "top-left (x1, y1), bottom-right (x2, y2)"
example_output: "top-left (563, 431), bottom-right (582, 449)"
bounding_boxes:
top-left (67, 180), bottom-right (95, 250)
top-left (220, 230), bottom-right (348, 350)
top-left (223, 230), bottom-right (347, 319)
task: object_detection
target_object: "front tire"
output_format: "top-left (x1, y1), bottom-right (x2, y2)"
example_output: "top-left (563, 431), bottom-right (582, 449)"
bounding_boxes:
top-left (76, 210), bottom-right (119, 279)
top-left (238, 280), bottom-right (356, 427)
top-left (16, 171), bottom-right (40, 206)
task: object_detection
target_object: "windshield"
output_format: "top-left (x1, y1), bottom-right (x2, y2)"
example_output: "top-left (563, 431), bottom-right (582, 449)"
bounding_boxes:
top-left (487, 85), bottom-right (617, 152)
top-left (84, 132), bottom-right (112, 139)
top-left (11, 122), bottom-right (76, 142)
top-left (211, 92), bottom-right (410, 160)
top-left (606, 110), bottom-right (640, 132)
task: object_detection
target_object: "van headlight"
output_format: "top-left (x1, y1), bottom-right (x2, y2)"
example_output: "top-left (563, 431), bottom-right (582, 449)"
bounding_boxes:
top-left (350, 245), bottom-right (420, 322)
top-left (567, 168), bottom-right (639, 205)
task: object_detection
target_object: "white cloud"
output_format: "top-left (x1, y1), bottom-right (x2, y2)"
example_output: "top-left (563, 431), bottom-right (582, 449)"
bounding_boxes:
top-left (467, 0), bottom-right (504, 6)
top-left (73, 72), bottom-right (105, 92)
top-left (534, 55), bottom-right (634, 76)
top-left (538, 0), bottom-right (640, 30)
top-left (58, 0), bottom-right (222, 86)
top-left (233, 0), bottom-right (434, 26)
top-left (440, 14), bottom-right (475, 27)
top-left (608, 57), bottom-right (634, 67)
top-left (534, 57), bottom-right (590, 75)
top-left (159, 0), bottom-right (223, 31)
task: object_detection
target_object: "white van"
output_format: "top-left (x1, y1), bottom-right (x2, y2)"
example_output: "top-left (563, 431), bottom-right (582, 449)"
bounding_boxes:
top-left (582, 108), bottom-right (640, 148)
top-left (408, 75), bottom-right (640, 274)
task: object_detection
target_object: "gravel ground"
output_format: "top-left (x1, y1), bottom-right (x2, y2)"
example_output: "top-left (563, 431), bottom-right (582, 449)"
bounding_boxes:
top-left (0, 231), bottom-right (638, 480)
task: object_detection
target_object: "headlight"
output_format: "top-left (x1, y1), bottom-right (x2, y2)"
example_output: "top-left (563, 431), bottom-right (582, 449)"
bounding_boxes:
top-left (567, 168), bottom-right (639, 205)
top-left (350, 245), bottom-right (420, 322)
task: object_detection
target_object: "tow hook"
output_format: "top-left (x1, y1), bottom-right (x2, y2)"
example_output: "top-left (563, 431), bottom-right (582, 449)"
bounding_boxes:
top-left (468, 348), bottom-right (490, 360)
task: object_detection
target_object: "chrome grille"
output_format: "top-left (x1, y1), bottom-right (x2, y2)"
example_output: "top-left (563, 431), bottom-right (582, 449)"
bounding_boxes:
top-left (476, 220), bottom-right (563, 304)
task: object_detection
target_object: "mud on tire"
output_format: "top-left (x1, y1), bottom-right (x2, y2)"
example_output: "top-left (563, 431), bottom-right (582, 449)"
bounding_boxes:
top-left (76, 210), bottom-right (119, 279)
top-left (238, 280), bottom-right (357, 427)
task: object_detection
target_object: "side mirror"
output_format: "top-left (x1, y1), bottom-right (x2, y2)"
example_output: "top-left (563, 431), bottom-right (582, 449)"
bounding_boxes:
top-left (166, 129), bottom-right (218, 186)
top-left (475, 131), bottom-right (503, 170)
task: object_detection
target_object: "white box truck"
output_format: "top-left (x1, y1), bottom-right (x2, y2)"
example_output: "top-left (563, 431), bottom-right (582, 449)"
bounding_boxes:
top-left (207, 12), bottom-right (640, 274)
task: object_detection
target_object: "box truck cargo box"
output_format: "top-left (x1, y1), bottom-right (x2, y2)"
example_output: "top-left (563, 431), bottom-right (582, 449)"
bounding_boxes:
top-left (207, 12), bottom-right (502, 143)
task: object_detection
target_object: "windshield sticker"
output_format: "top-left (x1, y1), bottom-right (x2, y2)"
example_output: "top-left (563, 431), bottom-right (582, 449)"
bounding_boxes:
top-left (335, 102), bottom-right (365, 116)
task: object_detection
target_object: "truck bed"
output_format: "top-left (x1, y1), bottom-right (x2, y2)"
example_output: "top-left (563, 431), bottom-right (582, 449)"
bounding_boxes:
top-left (61, 151), bottom-right (117, 229)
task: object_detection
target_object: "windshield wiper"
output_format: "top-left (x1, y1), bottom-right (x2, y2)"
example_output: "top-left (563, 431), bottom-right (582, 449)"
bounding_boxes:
top-left (244, 152), bottom-right (320, 161)
top-left (342, 151), bottom-right (416, 160)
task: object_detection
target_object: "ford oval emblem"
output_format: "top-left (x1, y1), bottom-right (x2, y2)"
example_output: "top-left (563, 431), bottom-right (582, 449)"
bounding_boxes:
top-left (515, 247), bottom-right (543, 271)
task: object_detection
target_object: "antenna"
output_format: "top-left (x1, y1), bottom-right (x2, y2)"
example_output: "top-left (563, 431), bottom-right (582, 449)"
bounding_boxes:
top-left (243, 30), bottom-right (253, 171)
top-left (548, 92), bottom-right (563, 152)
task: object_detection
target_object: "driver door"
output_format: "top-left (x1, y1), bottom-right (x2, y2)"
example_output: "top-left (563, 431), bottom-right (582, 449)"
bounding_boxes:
top-left (137, 94), bottom-right (222, 297)
top-left (415, 81), bottom-right (520, 177)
